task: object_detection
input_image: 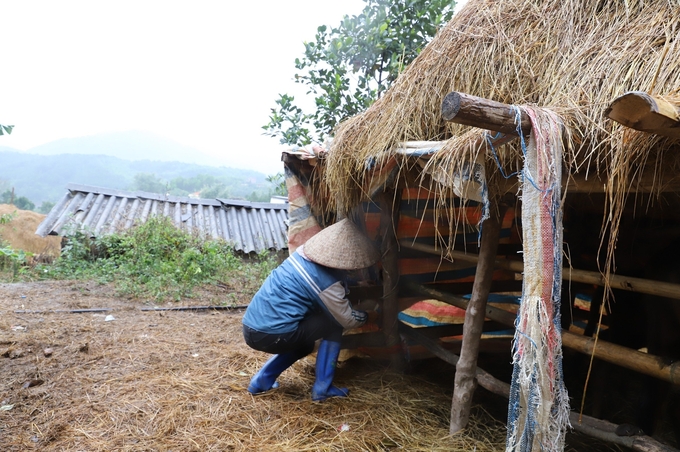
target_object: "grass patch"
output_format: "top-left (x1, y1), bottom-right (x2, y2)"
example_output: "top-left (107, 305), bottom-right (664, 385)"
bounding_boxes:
top-left (18, 216), bottom-right (278, 302)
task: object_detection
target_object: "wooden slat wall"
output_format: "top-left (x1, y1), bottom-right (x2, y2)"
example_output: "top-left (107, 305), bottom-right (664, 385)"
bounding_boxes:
top-left (357, 185), bottom-right (521, 310)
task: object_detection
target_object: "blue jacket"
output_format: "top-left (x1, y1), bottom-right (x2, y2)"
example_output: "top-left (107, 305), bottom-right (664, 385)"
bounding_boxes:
top-left (242, 247), bottom-right (367, 334)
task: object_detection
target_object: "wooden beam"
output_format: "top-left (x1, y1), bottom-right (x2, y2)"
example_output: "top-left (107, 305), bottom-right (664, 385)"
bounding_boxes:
top-left (400, 319), bottom-right (678, 451)
top-left (495, 162), bottom-right (680, 194)
top-left (441, 91), bottom-right (532, 135)
top-left (450, 206), bottom-right (502, 433)
top-left (568, 413), bottom-right (679, 452)
top-left (400, 323), bottom-right (511, 398)
top-left (605, 91), bottom-right (680, 140)
top-left (400, 240), bottom-right (680, 301)
top-left (405, 281), bottom-right (680, 385)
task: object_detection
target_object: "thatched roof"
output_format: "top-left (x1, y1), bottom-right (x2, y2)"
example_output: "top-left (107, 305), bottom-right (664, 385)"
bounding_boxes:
top-left (326, 0), bottom-right (680, 213)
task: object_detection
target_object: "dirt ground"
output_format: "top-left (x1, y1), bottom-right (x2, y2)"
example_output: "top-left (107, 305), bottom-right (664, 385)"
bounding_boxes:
top-left (0, 280), bottom-right (622, 451)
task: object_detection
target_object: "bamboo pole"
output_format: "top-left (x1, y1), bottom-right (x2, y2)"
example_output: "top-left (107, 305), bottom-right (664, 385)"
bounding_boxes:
top-left (405, 281), bottom-right (680, 385)
top-left (450, 206), bottom-right (502, 433)
top-left (400, 240), bottom-right (680, 301)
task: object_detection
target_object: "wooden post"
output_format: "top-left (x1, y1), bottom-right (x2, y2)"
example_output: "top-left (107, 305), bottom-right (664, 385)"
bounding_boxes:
top-left (449, 205), bottom-right (503, 433)
top-left (380, 188), bottom-right (404, 370)
top-left (441, 91), bottom-right (531, 135)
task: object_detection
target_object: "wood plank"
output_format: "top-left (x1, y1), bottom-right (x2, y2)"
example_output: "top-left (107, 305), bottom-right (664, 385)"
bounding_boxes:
top-left (605, 91), bottom-right (680, 140)
top-left (380, 189), bottom-right (405, 370)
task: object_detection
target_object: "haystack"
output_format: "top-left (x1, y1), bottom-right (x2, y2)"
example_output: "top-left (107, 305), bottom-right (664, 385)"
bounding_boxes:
top-left (329, 0), bottom-right (680, 204)
top-left (0, 204), bottom-right (61, 259)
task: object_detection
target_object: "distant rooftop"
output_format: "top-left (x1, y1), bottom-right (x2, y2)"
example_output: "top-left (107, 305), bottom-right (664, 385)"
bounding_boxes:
top-left (36, 184), bottom-right (288, 254)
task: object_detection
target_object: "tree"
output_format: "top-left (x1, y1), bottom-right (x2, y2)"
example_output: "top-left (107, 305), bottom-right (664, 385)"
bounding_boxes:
top-left (0, 124), bottom-right (14, 136)
top-left (132, 173), bottom-right (167, 194)
top-left (266, 173), bottom-right (287, 196)
top-left (0, 190), bottom-right (35, 211)
top-left (38, 201), bottom-right (56, 214)
top-left (200, 183), bottom-right (231, 199)
top-left (263, 0), bottom-right (456, 146)
top-left (13, 196), bottom-right (35, 211)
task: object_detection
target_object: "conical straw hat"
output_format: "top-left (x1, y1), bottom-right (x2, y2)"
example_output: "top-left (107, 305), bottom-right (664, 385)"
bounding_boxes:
top-left (303, 219), bottom-right (380, 270)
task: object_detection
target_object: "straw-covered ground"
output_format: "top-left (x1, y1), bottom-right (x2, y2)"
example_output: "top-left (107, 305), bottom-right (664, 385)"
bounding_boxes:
top-left (0, 280), bottom-right (621, 451)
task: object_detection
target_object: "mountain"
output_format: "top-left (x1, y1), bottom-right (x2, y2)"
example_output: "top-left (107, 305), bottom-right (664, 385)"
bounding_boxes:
top-left (0, 150), bottom-right (270, 206)
top-left (26, 130), bottom-right (220, 166)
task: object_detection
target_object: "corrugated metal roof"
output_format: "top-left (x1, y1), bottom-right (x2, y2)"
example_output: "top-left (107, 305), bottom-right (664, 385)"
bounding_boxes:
top-left (36, 184), bottom-right (288, 254)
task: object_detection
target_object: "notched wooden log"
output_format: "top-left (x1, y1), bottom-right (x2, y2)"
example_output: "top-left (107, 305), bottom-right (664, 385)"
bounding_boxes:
top-left (441, 91), bottom-right (532, 135)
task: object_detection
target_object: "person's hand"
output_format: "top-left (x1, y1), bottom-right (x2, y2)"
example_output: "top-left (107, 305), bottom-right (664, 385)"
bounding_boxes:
top-left (354, 299), bottom-right (379, 312)
top-left (366, 310), bottom-right (380, 324)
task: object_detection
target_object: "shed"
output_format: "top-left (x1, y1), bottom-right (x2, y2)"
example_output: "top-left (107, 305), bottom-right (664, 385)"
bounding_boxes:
top-left (36, 184), bottom-right (288, 254)
top-left (283, 1), bottom-right (680, 451)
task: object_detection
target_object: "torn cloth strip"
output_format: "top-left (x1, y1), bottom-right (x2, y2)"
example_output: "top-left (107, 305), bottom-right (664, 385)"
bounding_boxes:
top-left (506, 107), bottom-right (570, 452)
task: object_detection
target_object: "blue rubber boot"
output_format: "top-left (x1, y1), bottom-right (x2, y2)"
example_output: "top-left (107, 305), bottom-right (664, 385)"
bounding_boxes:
top-left (311, 340), bottom-right (349, 402)
top-left (248, 351), bottom-right (303, 395)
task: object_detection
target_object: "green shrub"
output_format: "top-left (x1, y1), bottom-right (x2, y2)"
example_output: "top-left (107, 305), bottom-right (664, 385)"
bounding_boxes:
top-left (0, 245), bottom-right (32, 279)
top-left (0, 212), bottom-right (16, 224)
top-left (0, 211), bottom-right (33, 279)
top-left (44, 217), bottom-right (278, 301)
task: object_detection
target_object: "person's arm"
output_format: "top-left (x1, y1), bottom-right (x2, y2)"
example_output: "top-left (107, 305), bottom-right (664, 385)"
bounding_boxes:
top-left (318, 281), bottom-right (367, 329)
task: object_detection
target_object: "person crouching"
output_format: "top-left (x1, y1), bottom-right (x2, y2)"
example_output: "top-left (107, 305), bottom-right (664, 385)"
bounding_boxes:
top-left (242, 219), bottom-right (379, 401)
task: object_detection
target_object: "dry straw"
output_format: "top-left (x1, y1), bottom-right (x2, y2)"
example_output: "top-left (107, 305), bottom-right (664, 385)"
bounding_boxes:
top-left (323, 0), bottom-right (680, 264)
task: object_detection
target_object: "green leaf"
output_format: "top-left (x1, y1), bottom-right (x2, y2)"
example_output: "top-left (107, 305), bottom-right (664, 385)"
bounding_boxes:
top-left (261, 0), bottom-right (455, 145)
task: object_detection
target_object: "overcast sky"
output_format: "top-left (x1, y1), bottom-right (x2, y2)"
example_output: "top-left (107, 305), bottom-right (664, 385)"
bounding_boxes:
top-left (0, 1), bottom-right (367, 175)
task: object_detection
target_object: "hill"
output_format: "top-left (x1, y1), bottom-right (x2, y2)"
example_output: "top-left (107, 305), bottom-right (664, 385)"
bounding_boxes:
top-left (0, 149), bottom-right (272, 206)
top-left (26, 130), bottom-right (219, 166)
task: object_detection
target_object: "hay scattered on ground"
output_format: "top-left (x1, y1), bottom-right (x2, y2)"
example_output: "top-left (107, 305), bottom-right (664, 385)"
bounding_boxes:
top-left (0, 281), bottom-right (510, 452)
top-left (0, 281), bottom-right (623, 451)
